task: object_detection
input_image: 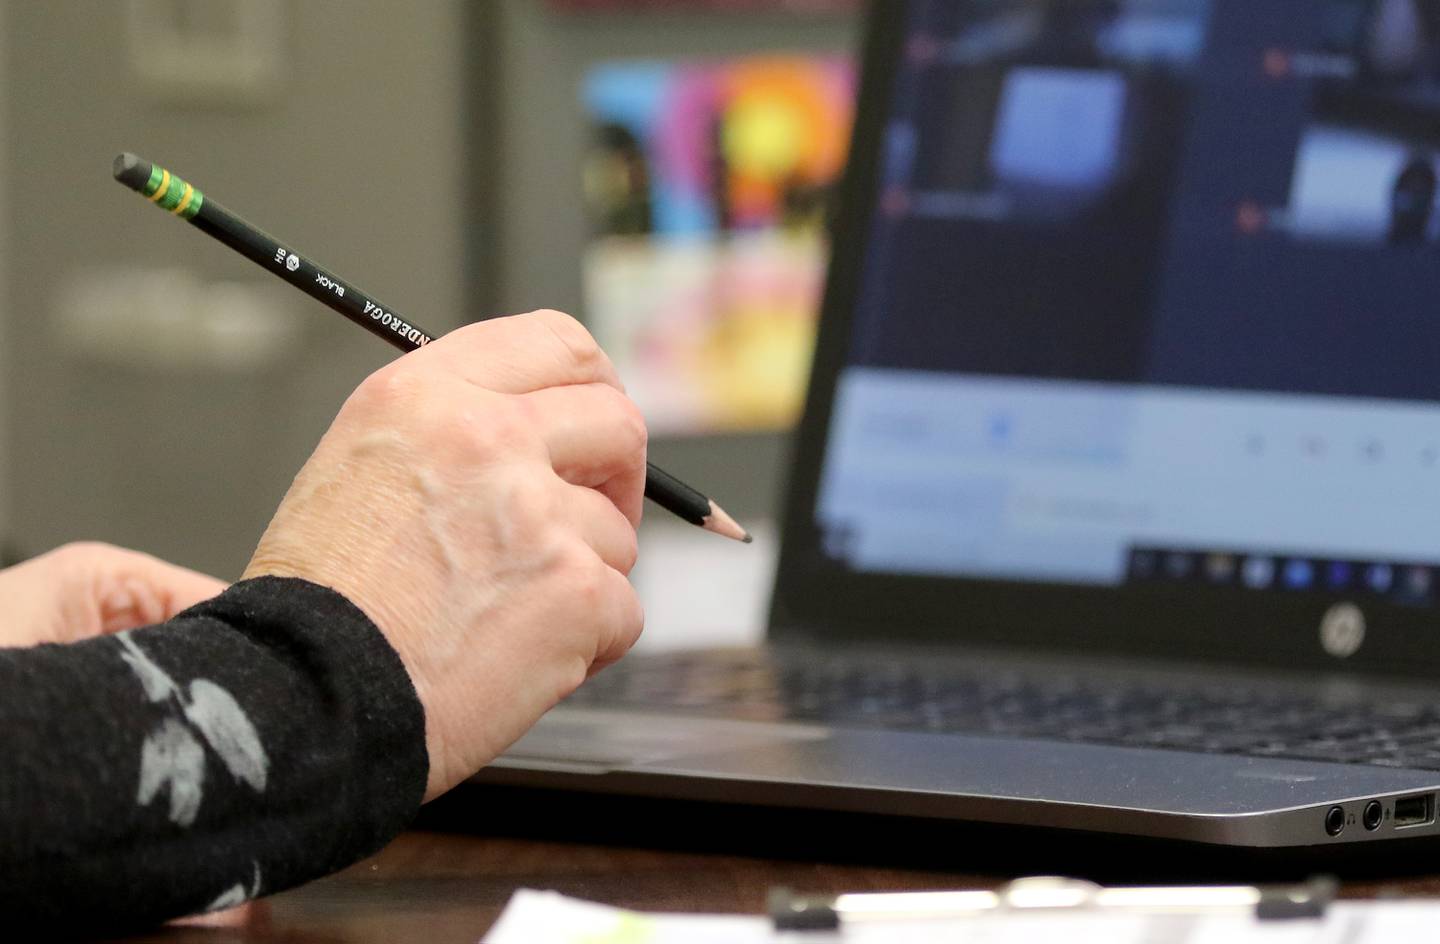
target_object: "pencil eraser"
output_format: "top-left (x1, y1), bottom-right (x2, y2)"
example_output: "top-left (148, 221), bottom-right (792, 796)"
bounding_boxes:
top-left (112, 152), bottom-right (153, 191)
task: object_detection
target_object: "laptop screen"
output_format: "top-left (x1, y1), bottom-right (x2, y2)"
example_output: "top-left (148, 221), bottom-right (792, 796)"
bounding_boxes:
top-left (814, 0), bottom-right (1440, 605)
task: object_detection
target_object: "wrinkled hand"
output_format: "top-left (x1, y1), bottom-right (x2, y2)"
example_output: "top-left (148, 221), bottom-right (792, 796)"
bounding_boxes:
top-left (242, 310), bottom-right (648, 802)
top-left (0, 542), bottom-right (228, 648)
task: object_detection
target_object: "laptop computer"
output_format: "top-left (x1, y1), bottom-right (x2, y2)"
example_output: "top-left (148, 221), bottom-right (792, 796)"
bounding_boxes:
top-left (481, 0), bottom-right (1440, 850)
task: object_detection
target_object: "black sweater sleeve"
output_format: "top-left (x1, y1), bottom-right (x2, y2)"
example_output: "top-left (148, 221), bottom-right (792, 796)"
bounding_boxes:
top-left (0, 576), bottom-right (428, 932)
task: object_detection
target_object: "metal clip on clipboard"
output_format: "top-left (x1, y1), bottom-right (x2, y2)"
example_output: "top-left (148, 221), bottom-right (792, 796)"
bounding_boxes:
top-left (769, 875), bottom-right (1338, 933)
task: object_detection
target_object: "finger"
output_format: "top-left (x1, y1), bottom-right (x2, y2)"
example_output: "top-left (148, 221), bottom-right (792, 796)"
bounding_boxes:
top-left (113, 552), bottom-right (229, 620)
top-left (592, 466), bottom-right (646, 534)
top-left (30, 543), bottom-right (226, 638)
top-left (0, 555), bottom-right (77, 646)
top-left (589, 563), bottom-right (645, 672)
top-left (523, 384), bottom-right (647, 527)
top-left (560, 481), bottom-right (640, 576)
top-left (84, 550), bottom-right (227, 634)
top-left (420, 310), bottom-right (625, 395)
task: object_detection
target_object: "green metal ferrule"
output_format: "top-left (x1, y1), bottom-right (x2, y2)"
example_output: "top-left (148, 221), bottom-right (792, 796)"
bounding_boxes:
top-left (142, 165), bottom-right (204, 219)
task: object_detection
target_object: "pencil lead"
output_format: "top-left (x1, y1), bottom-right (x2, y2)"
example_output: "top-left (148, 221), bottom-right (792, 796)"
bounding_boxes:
top-left (703, 501), bottom-right (751, 544)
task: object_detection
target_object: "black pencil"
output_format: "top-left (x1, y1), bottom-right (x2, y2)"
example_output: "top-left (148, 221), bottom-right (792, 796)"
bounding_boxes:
top-left (112, 152), bottom-right (751, 543)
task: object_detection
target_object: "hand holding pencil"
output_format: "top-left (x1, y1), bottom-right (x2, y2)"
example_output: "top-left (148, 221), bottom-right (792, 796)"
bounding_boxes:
top-left (111, 152), bottom-right (753, 797)
top-left (111, 153), bottom-right (750, 544)
top-left (242, 311), bottom-right (649, 799)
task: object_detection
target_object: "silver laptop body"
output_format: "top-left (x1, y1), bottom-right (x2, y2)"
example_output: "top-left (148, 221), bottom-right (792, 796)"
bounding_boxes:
top-left (481, 0), bottom-right (1440, 850)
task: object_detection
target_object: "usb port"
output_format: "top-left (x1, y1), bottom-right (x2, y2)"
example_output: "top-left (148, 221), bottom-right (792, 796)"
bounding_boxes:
top-left (1393, 794), bottom-right (1434, 829)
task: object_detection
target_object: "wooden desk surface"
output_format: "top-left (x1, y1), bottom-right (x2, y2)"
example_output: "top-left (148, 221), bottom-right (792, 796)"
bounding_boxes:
top-left (117, 822), bottom-right (1440, 943)
top-left (128, 829), bottom-right (1009, 943)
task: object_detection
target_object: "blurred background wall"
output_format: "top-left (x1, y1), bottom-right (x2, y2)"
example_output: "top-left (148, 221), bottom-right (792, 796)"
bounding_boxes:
top-left (0, 0), bottom-right (857, 641)
top-left (0, 0), bottom-right (9, 559)
top-left (1, 0), bottom-right (472, 576)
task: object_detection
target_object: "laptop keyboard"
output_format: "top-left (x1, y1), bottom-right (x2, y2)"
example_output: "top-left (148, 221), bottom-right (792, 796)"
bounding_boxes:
top-left (570, 649), bottom-right (1440, 770)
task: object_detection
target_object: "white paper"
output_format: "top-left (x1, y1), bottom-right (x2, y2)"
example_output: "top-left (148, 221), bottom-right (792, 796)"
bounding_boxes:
top-left (483, 890), bottom-right (771, 944)
top-left (482, 890), bottom-right (1440, 944)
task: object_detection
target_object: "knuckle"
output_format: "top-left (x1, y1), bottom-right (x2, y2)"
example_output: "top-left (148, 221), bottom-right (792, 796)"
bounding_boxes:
top-left (350, 363), bottom-right (423, 415)
top-left (532, 308), bottom-right (587, 341)
top-left (591, 386), bottom-right (647, 464)
top-left (460, 397), bottom-right (525, 449)
top-left (560, 547), bottom-right (609, 603)
top-left (604, 586), bottom-right (645, 662)
top-left (621, 593), bottom-right (645, 647)
top-left (490, 472), bottom-right (556, 540)
top-left (615, 525), bottom-right (640, 576)
top-left (432, 395), bottom-right (534, 466)
top-left (510, 475), bottom-right (559, 526)
top-left (559, 657), bottom-right (590, 698)
top-left (616, 395), bottom-right (648, 462)
top-left (531, 309), bottom-right (603, 370)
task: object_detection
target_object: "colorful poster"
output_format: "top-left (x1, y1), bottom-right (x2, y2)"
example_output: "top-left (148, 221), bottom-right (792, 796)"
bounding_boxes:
top-left (581, 55), bottom-right (856, 434)
top-left (553, 1), bottom-right (855, 11)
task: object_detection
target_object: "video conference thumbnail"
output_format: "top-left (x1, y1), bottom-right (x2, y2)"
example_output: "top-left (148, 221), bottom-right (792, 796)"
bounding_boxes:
top-left (1274, 0), bottom-right (1440, 247)
top-left (903, 0), bottom-right (1208, 225)
top-left (855, 0), bottom-right (1212, 384)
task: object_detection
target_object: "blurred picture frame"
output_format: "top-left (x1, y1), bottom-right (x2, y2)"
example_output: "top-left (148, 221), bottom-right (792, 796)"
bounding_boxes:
top-left (550, 0), bottom-right (855, 12)
top-left (581, 54), bottom-right (856, 435)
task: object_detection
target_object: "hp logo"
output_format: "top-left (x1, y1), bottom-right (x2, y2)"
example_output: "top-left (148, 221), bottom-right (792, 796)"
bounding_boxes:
top-left (1319, 603), bottom-right (1366, 659)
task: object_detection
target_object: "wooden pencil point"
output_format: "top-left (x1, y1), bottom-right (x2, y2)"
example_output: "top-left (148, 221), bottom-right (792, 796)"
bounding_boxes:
top-left (703, 501), bottom-right (751, 544)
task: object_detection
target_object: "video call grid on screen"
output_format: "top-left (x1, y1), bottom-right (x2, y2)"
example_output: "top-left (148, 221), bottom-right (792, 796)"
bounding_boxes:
top-left (816, 0), bottom-right (1440, 591)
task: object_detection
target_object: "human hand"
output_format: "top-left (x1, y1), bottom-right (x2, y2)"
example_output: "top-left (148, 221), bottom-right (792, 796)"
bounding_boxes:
top-left (0, 542), bottom-right (227, 648)
top-left (242, 309), bottom-right (647, 801)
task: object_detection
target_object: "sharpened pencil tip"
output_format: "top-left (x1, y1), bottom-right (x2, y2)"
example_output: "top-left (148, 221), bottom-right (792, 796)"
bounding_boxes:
top-left (703, 501), bottom-right (751, 544)
top-left (743, 532), bottom-right (754, 544)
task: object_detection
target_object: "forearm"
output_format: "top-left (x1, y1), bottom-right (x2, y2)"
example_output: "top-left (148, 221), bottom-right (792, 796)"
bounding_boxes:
top-left (0, 577), bottom-right (427, 931)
